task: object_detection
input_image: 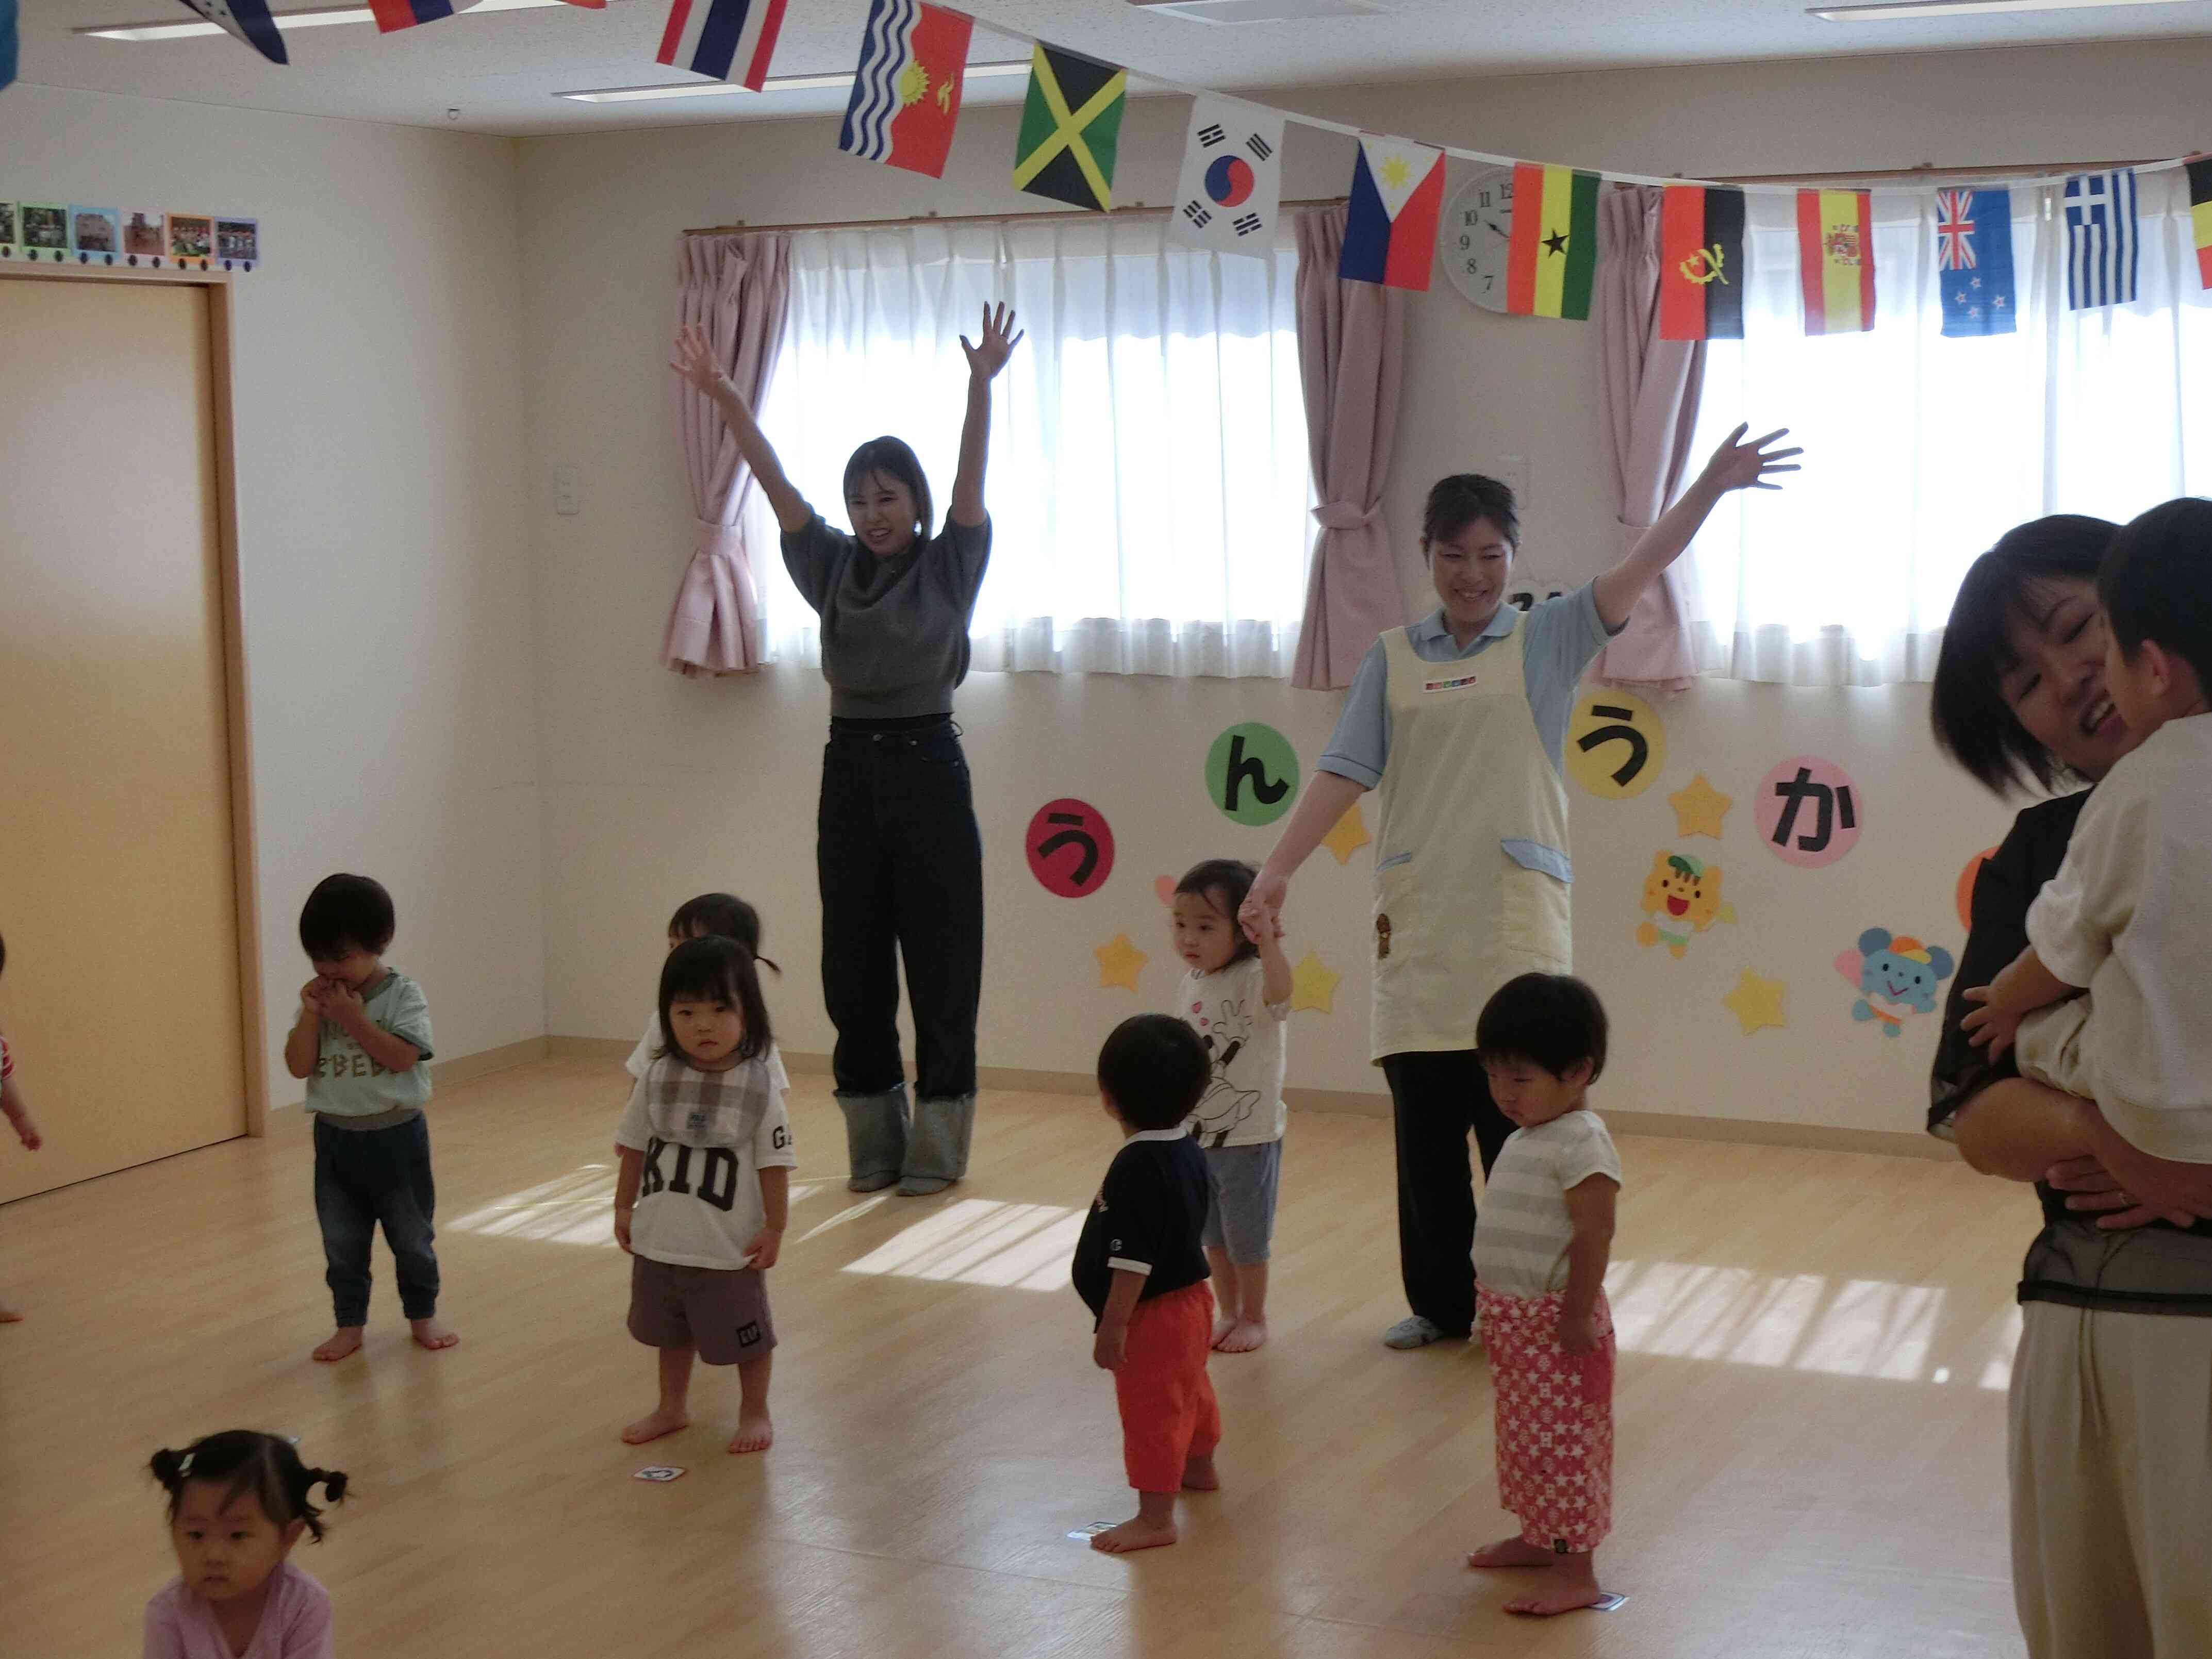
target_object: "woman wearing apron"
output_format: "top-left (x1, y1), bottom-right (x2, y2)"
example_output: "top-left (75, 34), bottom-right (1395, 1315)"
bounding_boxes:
top-left (1242, 425), bottom-right (1797, 1348)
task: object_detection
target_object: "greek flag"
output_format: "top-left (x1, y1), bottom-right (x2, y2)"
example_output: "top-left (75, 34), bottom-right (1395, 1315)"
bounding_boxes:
top-left (2064, 169), bottom-right (2137, 311)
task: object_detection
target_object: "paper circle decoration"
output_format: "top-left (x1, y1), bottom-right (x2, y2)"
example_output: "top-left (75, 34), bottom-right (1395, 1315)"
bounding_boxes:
top-left (1025, 798), bottom-right (1116, 898)
top-left (1204, 722), bottom-right (1300, 826)
top-left (1565, 689), bottom-right (1666, 800)
top-left (1755, 755), bottom-right (1862, 868)
top-left (1956, 846), bottom-right (1999, 931)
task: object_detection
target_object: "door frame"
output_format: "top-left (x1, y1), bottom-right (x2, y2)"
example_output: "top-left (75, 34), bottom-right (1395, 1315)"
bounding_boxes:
top-left (0, 262), bottom-right (270, 1136)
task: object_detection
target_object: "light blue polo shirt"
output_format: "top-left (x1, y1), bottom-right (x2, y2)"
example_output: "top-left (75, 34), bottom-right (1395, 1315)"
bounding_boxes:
top-left (1316, 585), bottom-right (1620, 789)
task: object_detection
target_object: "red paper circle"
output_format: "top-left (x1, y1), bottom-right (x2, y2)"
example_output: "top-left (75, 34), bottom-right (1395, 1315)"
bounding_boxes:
top-left (1026, 798), bottom-right (1115, 899)
top-left (1956, 846), bottom-right (1998, 932)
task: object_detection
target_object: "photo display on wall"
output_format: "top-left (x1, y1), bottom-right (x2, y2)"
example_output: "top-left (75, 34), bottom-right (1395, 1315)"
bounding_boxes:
top-left (0, 197), bottom-right (260, 271)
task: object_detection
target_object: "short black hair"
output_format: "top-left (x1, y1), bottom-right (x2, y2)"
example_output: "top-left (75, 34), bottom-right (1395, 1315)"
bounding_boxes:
top-left (1173, 858), bottom-right (1259, 965)
top-left (1096, 1014), bottom-right (1209, 1131)
top-left (1422, 474), bottom-right (1520, 551)
top-left (299, 874), bottom-right (395, 960)
top-left (1475, 973), bottom-right (1609, 1084)
top-left (667, 893), bottom-right (775, 971)
top-left (2101, 497), bottom-right (2212, 695)
top-left (657, 935), bottom-right (772, 1067)
top-left (149, 1431), bottom-right (348, 1543)
top-left (843, 436), bottom-right (934, 544)
top-left (1929, 515), bottom-right (2118, 796)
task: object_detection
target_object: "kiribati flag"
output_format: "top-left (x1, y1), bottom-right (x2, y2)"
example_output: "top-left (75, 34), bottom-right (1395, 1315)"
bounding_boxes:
top-left (1936, 186), bottom-right (2015, 338)
top-left (838, 0), bottom-right (972, 179)
top-left (2064, 169), bottom-right (2137, 310)
top-left (1339, 134), bottom-right (1443, 291)
top-left (173, 0), bottom-right (288, 62)
top-left (658, 0), bottom-right (784, 87)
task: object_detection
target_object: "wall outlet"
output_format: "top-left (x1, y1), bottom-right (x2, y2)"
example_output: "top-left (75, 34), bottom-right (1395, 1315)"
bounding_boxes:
top-left (552, 464), bottom-right (581, 517)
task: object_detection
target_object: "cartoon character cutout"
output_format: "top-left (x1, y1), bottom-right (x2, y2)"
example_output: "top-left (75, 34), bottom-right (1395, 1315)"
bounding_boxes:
top-left (1834, 928), bottom-right (1955, 1037)
top-left (1636, 851), bottom-right (1735, 958)
top-left (1187, 994), bottom-right (1263, 1148)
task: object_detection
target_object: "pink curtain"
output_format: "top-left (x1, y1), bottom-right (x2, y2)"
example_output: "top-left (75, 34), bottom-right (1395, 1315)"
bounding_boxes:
top-left (1594, 187), bottom-right (1705, 692)
top-left (1290, 207), bottom-right (1408, 692)
top-left (664, 231), bottom-right (793, 677)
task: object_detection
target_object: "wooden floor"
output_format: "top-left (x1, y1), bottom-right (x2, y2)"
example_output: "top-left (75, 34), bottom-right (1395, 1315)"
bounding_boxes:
top-left (1, 1058), bottom-right (2037, 1658)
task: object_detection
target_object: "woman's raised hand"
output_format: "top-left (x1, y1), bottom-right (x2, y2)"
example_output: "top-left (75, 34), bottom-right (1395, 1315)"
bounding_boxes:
top-left (961, 303), bottom-right (1024, 381)
top-left (1699, 423), bottom-right (1803, 493)
top-left (670, 325), bottom-right (730, 399)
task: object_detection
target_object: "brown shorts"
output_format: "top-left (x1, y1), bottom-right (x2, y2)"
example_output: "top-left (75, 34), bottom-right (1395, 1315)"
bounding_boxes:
top-left (628, 1256), bottom-right (775, 1366)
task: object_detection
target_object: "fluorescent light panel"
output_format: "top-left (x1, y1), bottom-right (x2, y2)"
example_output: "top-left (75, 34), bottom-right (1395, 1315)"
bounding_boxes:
top-left (558, 59), bottom-right (1030, 103)
top-left (1813, 0), bottom-right (2189, 19)
top-left (80, 0), bottom-right (573, 42)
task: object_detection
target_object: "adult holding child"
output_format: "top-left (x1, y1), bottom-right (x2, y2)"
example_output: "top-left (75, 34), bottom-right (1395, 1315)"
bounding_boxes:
top-left (672, 303), bottom-right (1022, 1198)
top-left (1927, 511), bottom-right (2212, 1659)
top-left (1240, 425), bottom-right (1800, 1350)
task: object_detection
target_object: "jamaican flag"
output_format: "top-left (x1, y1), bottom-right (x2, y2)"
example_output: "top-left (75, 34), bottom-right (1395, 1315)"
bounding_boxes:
top-left (1013, 44), bottom-right (1127, 212)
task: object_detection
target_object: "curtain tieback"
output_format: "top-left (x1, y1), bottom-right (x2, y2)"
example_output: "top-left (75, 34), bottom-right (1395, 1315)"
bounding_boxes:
top-left (1312, 500), bottom-right (1379, 532)
top-left (695, 520), bottom-right (746, 555)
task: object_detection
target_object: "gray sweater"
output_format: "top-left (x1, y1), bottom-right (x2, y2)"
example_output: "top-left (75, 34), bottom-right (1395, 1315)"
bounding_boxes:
top-left (782, 512), bottom-right (992, 719)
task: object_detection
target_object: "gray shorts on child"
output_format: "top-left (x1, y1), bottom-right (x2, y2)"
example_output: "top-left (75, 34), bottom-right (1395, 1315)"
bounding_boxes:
top-left (628, 1256), bottom-right (775, 1366)
top-left (1200, 1139), bottom-right (1282, 1264)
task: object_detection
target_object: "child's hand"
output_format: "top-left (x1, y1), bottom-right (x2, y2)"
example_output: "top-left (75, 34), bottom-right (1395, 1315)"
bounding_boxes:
top-left (743, 1227), bottom-right (783, 1270)
top-left (1959, 987), bottom-right (2023, 1057)
top-left (10, 1112), bottom-right (39, 1152)
top-left (1558, 1307), bottom-right (1604, 1356)
top-left (321, 980), bottom-right (367, 1032)
top-left (670, 325), bottom-right (731, 399)
top-left (1092, 1323), bottom-right (1128, 1371)
top-left (613, 1205), bottom-right (633, 1254)
top-left (300, 976), bottom-right (332, 1013)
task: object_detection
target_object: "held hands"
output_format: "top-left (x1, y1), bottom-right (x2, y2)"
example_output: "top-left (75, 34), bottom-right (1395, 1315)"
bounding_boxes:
top-left (960, 303), bottom-right (1024, 381)
top-left (1697, 423), bottom-right (1802, 494)
top-left (744, 1227), bottom-right (783, 1271)
top-left (1238, 870), bottom-right (1287, 948)
top-left (669, 325), bottom-right (733, 400)
top-left (1092, 1322), bottom-right (1128, 1371)
top-left (1558, 1306), bottom-right (1604, 1356)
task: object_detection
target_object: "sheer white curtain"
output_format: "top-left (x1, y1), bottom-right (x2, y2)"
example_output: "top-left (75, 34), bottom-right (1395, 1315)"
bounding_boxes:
top-left (1686, 168), bottom-right (2212, 685)
top-left (751, 218), bottom-right (1312, 677)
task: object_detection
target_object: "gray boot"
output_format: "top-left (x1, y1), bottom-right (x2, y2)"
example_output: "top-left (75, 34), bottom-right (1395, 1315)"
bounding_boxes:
top-left (837, 1086), bottom-right (909, 1193)
top-left (898, 1094), bottom-right (975, 1196)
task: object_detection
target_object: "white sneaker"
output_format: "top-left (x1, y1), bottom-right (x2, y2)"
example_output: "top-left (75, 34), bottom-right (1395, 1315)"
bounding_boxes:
top-left (1382, 1314), bottom-right (1458, 1349)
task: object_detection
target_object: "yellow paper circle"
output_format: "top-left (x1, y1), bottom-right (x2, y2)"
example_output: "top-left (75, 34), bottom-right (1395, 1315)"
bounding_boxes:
top-left (1566, 688), bottom-right (1668, 800)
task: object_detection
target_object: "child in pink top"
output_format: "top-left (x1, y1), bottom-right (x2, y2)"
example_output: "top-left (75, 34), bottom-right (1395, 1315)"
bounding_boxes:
top-left (143, 1431), bottom-right (346, 1659)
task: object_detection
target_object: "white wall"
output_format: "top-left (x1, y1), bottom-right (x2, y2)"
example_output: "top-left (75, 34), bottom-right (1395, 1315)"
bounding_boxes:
top-left (0, 86), bottom-right (543, 1110)
top-left (519, 40), bottom-right (2209, 1139)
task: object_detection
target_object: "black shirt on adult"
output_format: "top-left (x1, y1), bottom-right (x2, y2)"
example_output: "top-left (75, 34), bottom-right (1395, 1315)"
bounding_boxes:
top-left (1071, 1127), bottom-right (1210, 1325)
top-left (1930, 788), bottom-right (2212, 1315)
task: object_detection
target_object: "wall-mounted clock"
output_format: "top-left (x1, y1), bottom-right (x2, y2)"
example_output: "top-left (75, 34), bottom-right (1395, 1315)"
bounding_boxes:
top-left (1443, 165), bottom-right (1515, 313)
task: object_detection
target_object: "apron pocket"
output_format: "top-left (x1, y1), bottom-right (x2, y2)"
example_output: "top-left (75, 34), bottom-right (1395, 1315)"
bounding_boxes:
top-left (1498, 839), bottom-right (1572, 973)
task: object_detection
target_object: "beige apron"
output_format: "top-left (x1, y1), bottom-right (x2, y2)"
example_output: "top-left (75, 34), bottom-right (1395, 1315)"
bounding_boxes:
top-left (1369, 618), bottom-right (1573, 1061)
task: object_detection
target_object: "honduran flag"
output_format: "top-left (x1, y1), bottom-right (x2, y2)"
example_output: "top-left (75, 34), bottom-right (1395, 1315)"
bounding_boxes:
top-left (2189, 156), bottom-right (2212, 291)
top-left (172, 0), bottom-right (288, 62)
top-left (1796, 188), bottom-right (1874, 335)
top-left (658, 0), bottom-right (784, 88)
top-left (1339, 135), bottom-right (1444, 292)
top-left (838, 0), bottom-right (972, 179)
top-left (1658, 184), bottom-right (1744, 340)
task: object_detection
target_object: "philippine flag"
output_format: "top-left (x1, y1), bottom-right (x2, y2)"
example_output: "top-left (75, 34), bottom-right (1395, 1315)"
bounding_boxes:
top-left (1339, 134), bottom-right (1444, 291)
top-left (172, 0), bottom-right (288, 62)
top-left (838, 0), bottom-right (973, 180)
top-left (658, 0), bottom-right (785, 87)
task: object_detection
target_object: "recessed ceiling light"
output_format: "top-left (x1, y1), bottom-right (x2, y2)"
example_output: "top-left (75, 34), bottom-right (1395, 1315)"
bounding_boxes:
top-left (1125, 0), bottom-right (1382, 18)
top-left (556, 58), bottom-right (1030, 103)
top-left (79, 0), bottom-right (579, 42)
top-left (1811, 0), bottom-right (2188, 20)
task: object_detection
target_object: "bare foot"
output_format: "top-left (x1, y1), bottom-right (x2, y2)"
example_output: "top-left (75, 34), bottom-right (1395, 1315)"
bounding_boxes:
top-left (1210, 1314), bottom-right (1238, 1349)
top-left (1467, 1536), bottom-right (1557, 1570)
top-left (1506, 1577), bottom-right (1608, 1616)
top-left (0, 1303), bottom-right (23, 1324)
top-left (1215, 1318), bottom-right (1267, 1353)
top-left (620, 1407), bottom-right (689, 1445)
top-left (409, 1318), bottom-right (460, 1352)
top-left (726, 1412), bottom-right (774, 1455)
top-left (312, 1326), bottom-right (364, 1363)
top-left (1180, 1452), bottom-right (1219, 1492)
top-left (1090, 1515), bottom-right (1178, 1553)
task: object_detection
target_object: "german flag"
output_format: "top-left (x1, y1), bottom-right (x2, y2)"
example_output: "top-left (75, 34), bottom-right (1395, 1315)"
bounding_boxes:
top-left (1796, 188), bottom-right (1874, 335)
top-left (1506, 163), bottom-right (1600, 320)
top-left (1658, 185), bottom-right (1745, 341)
top-left (2188, 155), bottom-right (2212, 290)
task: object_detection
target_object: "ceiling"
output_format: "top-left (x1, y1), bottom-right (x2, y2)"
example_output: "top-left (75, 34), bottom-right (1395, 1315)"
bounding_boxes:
top-left (15, 0), bottom-right (2212, 137)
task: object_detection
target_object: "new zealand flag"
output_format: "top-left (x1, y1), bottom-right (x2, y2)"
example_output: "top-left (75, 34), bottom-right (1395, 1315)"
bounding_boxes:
top-left (1936, 187), bottom-right (2015, 338)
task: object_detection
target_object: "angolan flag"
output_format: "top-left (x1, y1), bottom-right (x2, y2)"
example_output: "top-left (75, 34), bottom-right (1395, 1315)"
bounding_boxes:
top-left (658, 0), bottom-right (785, 87)
top-left (1658, 184), bottom-right (1744, 340)
top-left (1507, 163), bottom-right (1599, 320)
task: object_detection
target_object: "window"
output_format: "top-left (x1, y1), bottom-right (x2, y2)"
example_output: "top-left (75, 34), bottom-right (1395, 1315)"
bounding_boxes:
top-left (754, 217), bottom-right (1313, 678)
top-left (1683, 169), bottom-right (2212, 686)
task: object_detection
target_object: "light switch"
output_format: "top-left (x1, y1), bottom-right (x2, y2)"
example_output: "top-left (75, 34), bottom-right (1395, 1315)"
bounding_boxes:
top-left (552, 464), bottom-right (581, 517)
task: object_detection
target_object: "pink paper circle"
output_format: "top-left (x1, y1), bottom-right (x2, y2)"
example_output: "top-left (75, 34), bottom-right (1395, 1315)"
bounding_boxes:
top-left (1026, 798), bottom-right (1116, 898)
top-left (1754, 755), bottom-right (1862, 868)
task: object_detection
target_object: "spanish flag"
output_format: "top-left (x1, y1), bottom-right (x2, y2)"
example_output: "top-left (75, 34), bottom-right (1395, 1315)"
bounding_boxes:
top-left (2188, 155), bottom-right (2212, 290)
top-left (1658, 185), bottom-right (1745, 340)
top-left (1796, 188), bottom-right (1874, 335)
top-left (1506, 163), bottom-right (1600, 320)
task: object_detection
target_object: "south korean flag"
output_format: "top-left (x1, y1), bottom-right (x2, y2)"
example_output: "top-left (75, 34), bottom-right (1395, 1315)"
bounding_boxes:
top-left (1169, 96), bottom-right (1284, 259)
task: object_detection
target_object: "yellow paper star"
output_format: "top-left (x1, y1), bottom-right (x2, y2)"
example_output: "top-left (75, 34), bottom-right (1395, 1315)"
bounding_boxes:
top-left (1669, 772), bottom-right (1733, 840)
top-left (1289, 950), bottom-right (1341, 1016)
top-left (1320, 803), bottom-right (1373, 865)
top-left (1722, 969), bottom-right (1787, 1036)
top-left (1095, 933), bottom-right (1147, 992)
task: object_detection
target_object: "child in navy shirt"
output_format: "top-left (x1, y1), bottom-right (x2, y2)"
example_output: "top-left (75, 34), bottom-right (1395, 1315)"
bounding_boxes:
top-left (1072, 1015), bottom-right (1218, 1553)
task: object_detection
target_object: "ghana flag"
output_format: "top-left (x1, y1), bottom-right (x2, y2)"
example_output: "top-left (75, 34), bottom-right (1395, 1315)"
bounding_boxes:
top-left (1506, 163), bottom-right (1600, 320)
top-left (1013, 44), bottom-right (1127, 212)
top-left (1658, 184), bottom-right (1745, 340)
top-left (2188, 155), bottom-right (2212, 290)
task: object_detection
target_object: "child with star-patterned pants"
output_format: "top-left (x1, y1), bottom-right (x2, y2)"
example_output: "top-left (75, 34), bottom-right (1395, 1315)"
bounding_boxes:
top-left (1478, 1285), bottom-right (1614, 1552)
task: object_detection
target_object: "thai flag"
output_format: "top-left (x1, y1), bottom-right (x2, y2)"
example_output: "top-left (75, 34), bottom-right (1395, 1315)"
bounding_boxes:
top-left (368, 0), bottom-right (466, 29)
top-left (658, 0), bottom-right (785, 87)
top-left (172, 0), bottom-right (288, 63)
top-left (2064, 169), bottom-right (2137, 311)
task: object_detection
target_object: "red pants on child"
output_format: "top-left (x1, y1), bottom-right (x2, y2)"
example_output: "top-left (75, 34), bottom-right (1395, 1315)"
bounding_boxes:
top-left (1113, 1281), bottom-right (1220, 1492)
top-left (1478, 1284), bottom-right (1614, 1553)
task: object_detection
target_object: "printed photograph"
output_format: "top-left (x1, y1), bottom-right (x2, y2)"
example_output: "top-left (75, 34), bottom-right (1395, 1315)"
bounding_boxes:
top-left (167, 213), bottom-right (212, 261)
top-left (214, 218), bottom-right (259, 264)
top-left (21, 204), bottom-right (68, 252)
top-left (122, 210), bottom-right (166, 258)
top-left (0, 202), bottom-right (16, 246)
top-left (71, 207), bottom-right (122, 257)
